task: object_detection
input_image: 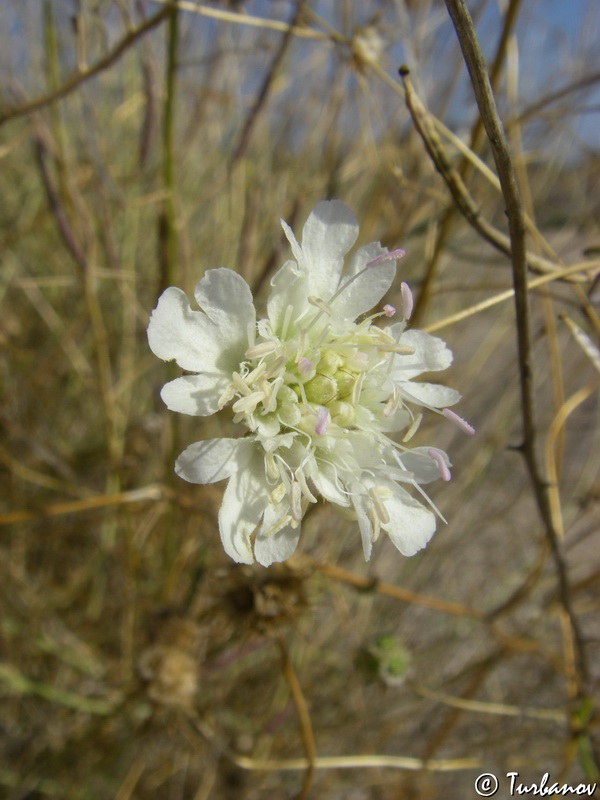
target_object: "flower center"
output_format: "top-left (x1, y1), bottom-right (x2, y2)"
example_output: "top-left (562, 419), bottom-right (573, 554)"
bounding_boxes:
top-left (221, 306), bottom-right (407, 443)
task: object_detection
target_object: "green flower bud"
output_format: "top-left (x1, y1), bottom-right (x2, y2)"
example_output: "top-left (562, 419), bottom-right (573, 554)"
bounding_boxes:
top-left (317, 350), bottom-right (343, 376)
top-left (329, 400), bottom-right (355, 427)
top-left (304, 373), bottom-right (337, 404)
top-left (333, 368), bottom-right (356, 397)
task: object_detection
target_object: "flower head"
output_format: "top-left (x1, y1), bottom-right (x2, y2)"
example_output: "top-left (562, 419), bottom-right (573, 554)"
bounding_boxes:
top-left (148, 200), bottom-right (473, 566)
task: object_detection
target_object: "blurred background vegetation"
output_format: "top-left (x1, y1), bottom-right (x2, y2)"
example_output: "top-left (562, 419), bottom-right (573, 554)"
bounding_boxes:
top-left (0, 1), bottom-right (599, 798)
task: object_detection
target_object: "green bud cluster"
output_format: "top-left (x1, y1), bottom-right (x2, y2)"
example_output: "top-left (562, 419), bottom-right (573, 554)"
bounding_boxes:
top-left (292, 346), bottom-right (368, 428)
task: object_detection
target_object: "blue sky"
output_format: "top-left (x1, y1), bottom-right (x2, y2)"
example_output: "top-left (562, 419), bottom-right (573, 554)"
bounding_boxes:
top-left (1, 0), bottom-right (597, 151)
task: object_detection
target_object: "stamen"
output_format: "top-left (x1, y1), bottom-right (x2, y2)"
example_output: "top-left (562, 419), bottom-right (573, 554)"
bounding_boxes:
top-left (383, 304), bottom-right (396, 317)
top-left (374, 327), bottom-right (397, 344)
top-left (259, 377), bottom-right (273, 407)
top-left (295, 332), bottom-right (307, 361)
top-left (402, 412), bottom-right (422, 442)
top-left (296, 467), bottom-right (318, 503)
top-left (291, 481), bottom-right (302, 521)
top-left (442, 407), bottom-right (475, 435)
top-left (315, 406), bottom-right (330, 435)
top-left (296, 379), bottom-right (308, 406)
top-left (265, 453), bottom-right (279, 482)
top-left (217, 384), bottom-right (236, 409)
top-left (389, 452), bottom-right (447, 521)
top-left (245, 362), bottom-right (267, 385)
top-left (351, 371), bottom-right (365, 406)
top-left (429, 448), bottom-right (451, 482)
top-left (263, 514), bottom-right (293, 538)
top-left (378, 343), bottom-right (416, 355)
top-left (366, 248), bottom-right (406, 268)
top-left (367, 502), bottom-right (381, 542)
top-left (264, 355), bottom-right (287, 379)
top-left (400, 282), bottom-right (413, 320)
top-left (369, 487), bottom-right (390, 525)
top-left (410, 477), bottom-right (448, 523)
top-left (262, 375), bottom-right (282, 414)
top-left (245, 341), bottom-right (279, 359)
top-left (231, 372), bottom-right (252, 396)
top-left (383, 387), bottom-right (400, 418)
top-left (281, 303), bottom-right (294, 340)
top-left (232, 391), bottom-right (265, 414)
top-left (307, 296), bottom-right (333, 315)
top-left (270, 482), bottom-right (287, 504)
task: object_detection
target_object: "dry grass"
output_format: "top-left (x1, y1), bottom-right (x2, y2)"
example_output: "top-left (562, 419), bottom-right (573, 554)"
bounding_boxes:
top-left (1, 1), bottom-right (599, 798)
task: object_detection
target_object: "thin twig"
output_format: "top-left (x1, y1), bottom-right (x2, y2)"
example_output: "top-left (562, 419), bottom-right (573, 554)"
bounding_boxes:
top-left (304, 556), bottom-right (483, 618)
top-left (413, 683), bottom-right (565, 722)
top-left (231, 1), bottom-right (305, 165)
top-left (0, 485), bottom-right (165, 526)
top-left (544, 385), bottom-right (598, 540)
top-left (33, 133), bottom-right (87, 272)
top-left (424, 260), bottom-right (600, 334)
top-left (0, 1), bottom-right (177, 127)
top-left (148, 0), bottom-right (325, 39)
top-left (511, 68), bottom-right (600, 126)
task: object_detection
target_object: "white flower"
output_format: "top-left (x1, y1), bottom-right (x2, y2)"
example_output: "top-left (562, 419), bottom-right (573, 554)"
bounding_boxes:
top-left (148, 200), bottom-right (474, 567)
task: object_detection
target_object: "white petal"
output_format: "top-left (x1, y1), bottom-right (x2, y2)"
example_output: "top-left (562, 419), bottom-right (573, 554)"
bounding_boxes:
top-left (254, 506), bottom-right (301, 567)
top-left (331, 243), bottom-right (396, 320)
top-left (309, 458), bottom-right (350, 506)
top-left (400, 382), bottom-right (461, 409)
top-left (193, 268), bottom-right (255, 346)
top-left (267, 259), bottom-right (309, 336)
top-left (175, 437), bottom-right (254, 484)
top-left (389, 328), bottom-right (454, 379)
top-left (377, 406), bottom-right (411, 432)
top-left (344, 431), bottom-right (386, 470)
top-left (161, 373), bottom-right (229, 416)
top-left (346, 241), bottom-right (387, 279)
top-left (301, 200), bottom-right (359, 300)
top-left (280, 219), bottom-right (304, 266)
top-left (147, 287), bottom-right (222, 372)
top-left (380, 484), bottom-right (436, 556)
top-left (218, 465), bottom-right (268, 564)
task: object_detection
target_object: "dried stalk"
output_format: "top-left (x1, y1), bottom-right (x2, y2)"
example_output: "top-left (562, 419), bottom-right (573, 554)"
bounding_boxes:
top-left (443, 0), bottom-right (590, 698)
top-left (277, 637), bottom-right (316, 800)
top-left (411, 0), bottom-right (523, 322)
top-left (304, 556), bottom-right (483, 619)
top-left (159, 2), bottom-right (180, 289)
top-left (399, 68), bottom-right (562, 278)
